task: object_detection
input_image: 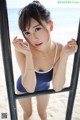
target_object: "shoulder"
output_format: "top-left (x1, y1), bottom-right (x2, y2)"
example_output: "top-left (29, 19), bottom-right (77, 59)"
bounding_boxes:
top-left (57, 42), bottom-right (63, 49)
top-left (52, 42), bottom-right (63, 58)
top-left (57, 42), bottom-right (63, 55)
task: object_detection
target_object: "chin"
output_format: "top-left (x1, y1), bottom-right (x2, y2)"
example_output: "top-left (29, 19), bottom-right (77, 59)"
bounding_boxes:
top-left (36, 46), bottom-right (46, 52)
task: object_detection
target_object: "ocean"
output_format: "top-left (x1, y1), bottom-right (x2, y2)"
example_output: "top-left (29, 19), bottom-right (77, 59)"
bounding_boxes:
top-left (7, 8), bottom-right (80, 44)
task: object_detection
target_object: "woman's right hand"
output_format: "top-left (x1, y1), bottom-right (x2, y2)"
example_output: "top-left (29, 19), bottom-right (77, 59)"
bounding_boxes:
top-left (12, 36), bottom-right (32, 56)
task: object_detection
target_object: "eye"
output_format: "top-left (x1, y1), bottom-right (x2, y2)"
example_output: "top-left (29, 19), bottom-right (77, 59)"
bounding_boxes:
top-left (35, 27), bottom-right (41, 32)
top-left (24, 31), bottom-right (30, 35)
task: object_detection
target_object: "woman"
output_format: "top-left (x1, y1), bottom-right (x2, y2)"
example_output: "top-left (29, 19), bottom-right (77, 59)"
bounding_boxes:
top-left (12, 1), bottom-right (78, 120)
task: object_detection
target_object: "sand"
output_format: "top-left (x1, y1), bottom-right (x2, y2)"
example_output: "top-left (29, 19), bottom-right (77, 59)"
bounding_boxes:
top-left (0, 37), bottom-right (80, 120)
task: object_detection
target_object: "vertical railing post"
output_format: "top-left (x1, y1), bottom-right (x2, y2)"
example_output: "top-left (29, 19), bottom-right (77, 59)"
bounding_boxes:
top-left (0, 0), bottom-right (17, 120)
top-left (0, 0), bottom-right (80, 120)
top-left (66, 20), bottom-right (80, 120)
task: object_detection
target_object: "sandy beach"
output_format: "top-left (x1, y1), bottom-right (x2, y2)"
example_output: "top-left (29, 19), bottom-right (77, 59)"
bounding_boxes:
top-left (0, 36), bottom-right (80, 120)
top-left (0, 1), bottom-right (80, 119)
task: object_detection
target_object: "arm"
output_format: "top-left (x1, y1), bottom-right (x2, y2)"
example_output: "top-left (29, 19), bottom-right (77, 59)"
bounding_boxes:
top-left (13, 37), bottom-right (36, 93)
top-left (52, 39), bottom-right (78, 92)
top-left (52, 54), bottom-right (68, 92)
top-left (22, 55), bottom-right (36, 93)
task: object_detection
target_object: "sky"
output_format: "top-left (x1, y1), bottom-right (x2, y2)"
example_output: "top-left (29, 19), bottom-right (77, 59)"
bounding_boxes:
top-left (6, 0), bottom-right (80, 8)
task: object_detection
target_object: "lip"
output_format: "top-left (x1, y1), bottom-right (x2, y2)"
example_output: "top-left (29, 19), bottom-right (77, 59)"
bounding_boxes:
top-left (35, 43), bottom-right (43, 46)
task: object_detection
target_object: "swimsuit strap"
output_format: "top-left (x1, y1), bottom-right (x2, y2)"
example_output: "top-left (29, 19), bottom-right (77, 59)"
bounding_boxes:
top-left (53, 42), bottom-right (58, 67)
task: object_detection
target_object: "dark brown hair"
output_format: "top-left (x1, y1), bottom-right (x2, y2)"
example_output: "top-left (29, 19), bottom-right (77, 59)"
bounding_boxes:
top-left (18, 1), bottom-right (51, 32)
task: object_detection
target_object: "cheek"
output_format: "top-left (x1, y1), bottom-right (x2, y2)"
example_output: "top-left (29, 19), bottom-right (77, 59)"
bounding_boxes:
top-left (43, 32), bottom-right (49, 41)
top-left (38, 30), bottom-right (49, 41)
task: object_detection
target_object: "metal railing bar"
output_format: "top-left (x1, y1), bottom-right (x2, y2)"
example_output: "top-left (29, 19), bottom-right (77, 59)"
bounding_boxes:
top-left (15, 86), bottom-right (71, 99)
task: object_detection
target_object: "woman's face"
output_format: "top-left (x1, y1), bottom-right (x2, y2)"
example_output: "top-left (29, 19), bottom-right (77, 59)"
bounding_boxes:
top-left (23, 18), bottom-right (51, 50)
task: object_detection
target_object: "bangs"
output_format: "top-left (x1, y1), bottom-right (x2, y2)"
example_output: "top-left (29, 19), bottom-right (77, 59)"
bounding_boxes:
top-left (18, 1), bottom-right (51, 32)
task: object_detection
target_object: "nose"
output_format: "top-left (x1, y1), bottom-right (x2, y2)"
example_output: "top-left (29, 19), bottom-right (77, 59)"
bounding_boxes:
top-left (32, 33), bottom-right (38, 41)
top-left (34, 32), bottom-right (38, 39)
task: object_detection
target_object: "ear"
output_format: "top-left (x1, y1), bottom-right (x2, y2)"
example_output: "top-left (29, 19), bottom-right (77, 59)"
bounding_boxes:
top-left (49, 21), bottom-right (53, 31)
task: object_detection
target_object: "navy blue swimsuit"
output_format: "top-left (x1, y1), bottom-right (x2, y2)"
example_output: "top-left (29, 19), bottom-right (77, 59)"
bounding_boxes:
top-left (17, 43), bottom-right (58, 93)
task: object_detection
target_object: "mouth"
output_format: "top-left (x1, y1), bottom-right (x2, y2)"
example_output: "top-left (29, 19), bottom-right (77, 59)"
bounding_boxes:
top-left (35, 43), bottom-right (43, 47)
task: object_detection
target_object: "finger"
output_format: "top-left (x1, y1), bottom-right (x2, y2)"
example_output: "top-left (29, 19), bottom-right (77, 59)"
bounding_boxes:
top-left (24, 41), bottom-right (28, 46)
top-left (19, 42), bottom-right (28, 48)
top-left (68, 44), bottom-right (77, 47)
top-left (71, 38), bottom-right (76, 42)
top-left (69, 45), bottom-right (78, 52)
top-left (68, 40), bottom-right (76, 44)
top-left (67, 41), bottom-right (77, 47)
top-left (13, 38), bottom-right (23, 45)
top-left (66, 47), bottom-right (77, 54)
top-left (67, 39), bottom-right (76, 44)
top-left (14, 36), bottom-right (17, 40)
top-left (13, 36), bottom-right (18, 41)
top-left (71, 38), bottom-right (76, 41)
top-left (12, 36), bottom-right (18, 44)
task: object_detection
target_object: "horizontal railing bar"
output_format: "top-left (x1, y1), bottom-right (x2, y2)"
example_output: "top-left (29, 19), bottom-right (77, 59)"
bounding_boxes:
top-left (15, 86), bottom-right (71, 99)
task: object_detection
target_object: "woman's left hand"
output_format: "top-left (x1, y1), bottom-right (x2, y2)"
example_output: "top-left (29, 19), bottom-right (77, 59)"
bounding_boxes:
top-left (61, 39), bottom-right (78, 58)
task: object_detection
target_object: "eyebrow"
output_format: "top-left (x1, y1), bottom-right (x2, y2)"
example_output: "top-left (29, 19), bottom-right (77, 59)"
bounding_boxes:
top-left (32, 24), bottom-right (41, 28)
top-left (25, 24), bottom-right (41, 31)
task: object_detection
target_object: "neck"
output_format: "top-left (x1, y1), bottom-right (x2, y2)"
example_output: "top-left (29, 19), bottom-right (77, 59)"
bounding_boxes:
top-left (30, 40), bottom-right (55, 56)
top-left (42, 40), bottom-right (53, 54)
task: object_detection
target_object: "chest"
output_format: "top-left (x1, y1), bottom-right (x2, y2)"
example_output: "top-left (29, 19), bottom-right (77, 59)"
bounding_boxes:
top-left (33, 51), bottom-right (55, 71)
